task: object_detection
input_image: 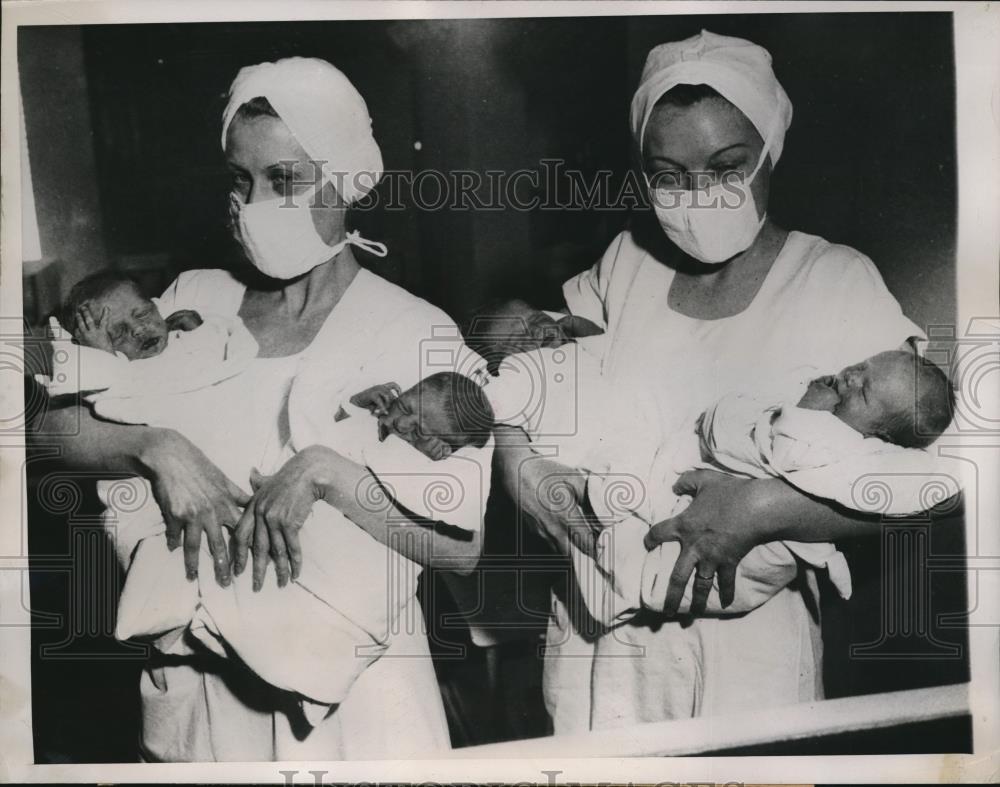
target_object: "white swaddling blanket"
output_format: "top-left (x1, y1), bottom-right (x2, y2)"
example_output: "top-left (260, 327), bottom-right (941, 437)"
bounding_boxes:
top-left (700, 373), bottom-right (959, 516)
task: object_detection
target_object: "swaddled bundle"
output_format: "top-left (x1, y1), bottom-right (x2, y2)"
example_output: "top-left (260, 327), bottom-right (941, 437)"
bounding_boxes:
top-left (583, 352), bottom-right (958, 625)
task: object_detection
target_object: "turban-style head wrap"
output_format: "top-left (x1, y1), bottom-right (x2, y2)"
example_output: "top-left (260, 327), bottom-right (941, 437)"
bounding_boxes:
top-left (221, 57), bottom-right (383, 205)
top-left (630, 30), bottom-right (794, 166)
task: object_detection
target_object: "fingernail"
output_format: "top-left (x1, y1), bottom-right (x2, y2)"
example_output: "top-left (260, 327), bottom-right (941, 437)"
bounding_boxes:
top-left (186, 571), bottom-right (197, 582)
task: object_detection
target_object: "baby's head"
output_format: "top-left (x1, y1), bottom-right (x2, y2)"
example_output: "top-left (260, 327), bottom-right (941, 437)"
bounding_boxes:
top-left (61, 271), bottom-right (167, 360)
top-left (378, 372), bottom-right (495, 460)
top-left (805, 350), bottom-right (954, 448)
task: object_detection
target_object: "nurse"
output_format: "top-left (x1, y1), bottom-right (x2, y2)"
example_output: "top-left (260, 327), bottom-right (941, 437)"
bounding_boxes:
top-left (39, 57), bottom-right (480, 760)
top-left (494, 30), bottom-right (926, 730)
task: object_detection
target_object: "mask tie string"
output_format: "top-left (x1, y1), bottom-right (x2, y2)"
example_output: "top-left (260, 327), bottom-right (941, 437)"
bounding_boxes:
top-left (343, 230), bottom-right (388, 258)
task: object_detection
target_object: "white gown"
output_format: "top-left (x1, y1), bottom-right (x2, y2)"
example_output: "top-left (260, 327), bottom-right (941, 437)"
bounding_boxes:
top-left (111, 267), bottom-right (458, 761)
top-left (544, 228), bottom-right (923, 732)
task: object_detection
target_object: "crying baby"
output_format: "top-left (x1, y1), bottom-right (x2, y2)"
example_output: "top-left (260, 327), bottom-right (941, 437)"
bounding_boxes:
top-left (337, 372), bottom-right (495, 461)
top-left (61, 271), bottom-right (204, 360)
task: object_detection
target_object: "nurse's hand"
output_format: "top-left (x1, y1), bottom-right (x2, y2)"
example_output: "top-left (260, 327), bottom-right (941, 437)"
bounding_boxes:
top-left (144, 430), bottom-right (251, 586)
top-left (232, 445), bottom-right (333, 591)
top-left (643, 469), bottom-right (762, 617)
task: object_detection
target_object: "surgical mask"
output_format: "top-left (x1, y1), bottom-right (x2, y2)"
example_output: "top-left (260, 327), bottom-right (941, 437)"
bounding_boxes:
top-left (229, 179), bottom-right (387, 279)
top-left (646, 132), bottom-right (773, 265)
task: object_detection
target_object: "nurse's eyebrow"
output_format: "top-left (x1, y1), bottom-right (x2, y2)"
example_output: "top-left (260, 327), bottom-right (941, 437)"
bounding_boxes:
top-left (708, 143), bottom-right (750, 158)
top-left (645, 155), bottom-right (686, 168)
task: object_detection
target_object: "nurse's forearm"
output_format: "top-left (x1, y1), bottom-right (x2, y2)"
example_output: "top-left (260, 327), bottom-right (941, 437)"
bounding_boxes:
top-left (32, 400), bottom-right (171, 476)
top-left (315, 449), bottom-right (482, 574)
top-left (747, 478), bottom-right (888, 542)
top-left (492, 426), bottom-right (585, 558)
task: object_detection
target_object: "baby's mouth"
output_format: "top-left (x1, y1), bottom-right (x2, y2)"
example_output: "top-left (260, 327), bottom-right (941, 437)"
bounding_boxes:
top-left (140, 335), bottom-right (163, 353)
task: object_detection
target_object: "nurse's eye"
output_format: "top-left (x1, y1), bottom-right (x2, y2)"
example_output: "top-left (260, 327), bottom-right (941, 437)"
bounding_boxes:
top-left (715, 163), bottom-right (749, 184)
top-left (649, 170), bottom-right (684, 190)
top-left (269, 174), bottom-right (293, 196)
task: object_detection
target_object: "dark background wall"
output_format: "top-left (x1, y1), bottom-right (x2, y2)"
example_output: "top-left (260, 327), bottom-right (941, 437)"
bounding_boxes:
top-left (20, 13), bottom-right (967, 762)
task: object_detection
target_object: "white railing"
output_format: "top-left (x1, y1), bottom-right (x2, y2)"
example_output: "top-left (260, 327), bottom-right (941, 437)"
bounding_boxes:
top-left (454, 682), bottom-right (969, 758)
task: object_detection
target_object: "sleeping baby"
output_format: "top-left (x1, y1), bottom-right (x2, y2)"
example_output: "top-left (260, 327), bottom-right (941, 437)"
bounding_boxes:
top-left (628, 348), bottom-right (956, 617)
top-left (698, 349), bottom-right (955, 509)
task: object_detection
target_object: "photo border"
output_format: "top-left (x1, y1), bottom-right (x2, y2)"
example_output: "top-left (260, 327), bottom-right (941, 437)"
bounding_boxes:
top-left (1, 1), bottom-right (997, 782)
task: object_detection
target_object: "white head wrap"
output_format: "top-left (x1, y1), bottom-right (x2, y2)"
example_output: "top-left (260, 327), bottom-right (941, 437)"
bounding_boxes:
top-left (221, 57), bottom-right (383, 204)
top-left (630, 30), bottom-right (794, 166)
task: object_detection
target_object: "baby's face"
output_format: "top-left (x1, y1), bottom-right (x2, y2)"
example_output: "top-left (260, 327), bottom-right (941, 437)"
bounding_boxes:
top-left (377, 383), bottom-right (455, 460)
top-left (91, 284), bottom-right (168, 360)
top-left (805, 351), bottom-right (917, 438)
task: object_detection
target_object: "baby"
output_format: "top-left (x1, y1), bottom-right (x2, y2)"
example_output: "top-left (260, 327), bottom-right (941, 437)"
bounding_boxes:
top-left (616, 349), bottom-right (956, 620)
top-left (790, 350), bottom-right (952, 448)
top-left (699, 349), bottom-right (955, 514)
top-left (341, 371), bottom-right (494, 461)
top-left (41, 270), bottom-right (257, 403)
top-left (60, 270), bottom-right (203, 360)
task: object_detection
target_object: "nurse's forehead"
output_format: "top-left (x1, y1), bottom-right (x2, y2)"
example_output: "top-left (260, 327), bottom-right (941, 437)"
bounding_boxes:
top-left (225, 114), bottom-right (313, 169)
top-left (643, 99), bottom-right (759, 162)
